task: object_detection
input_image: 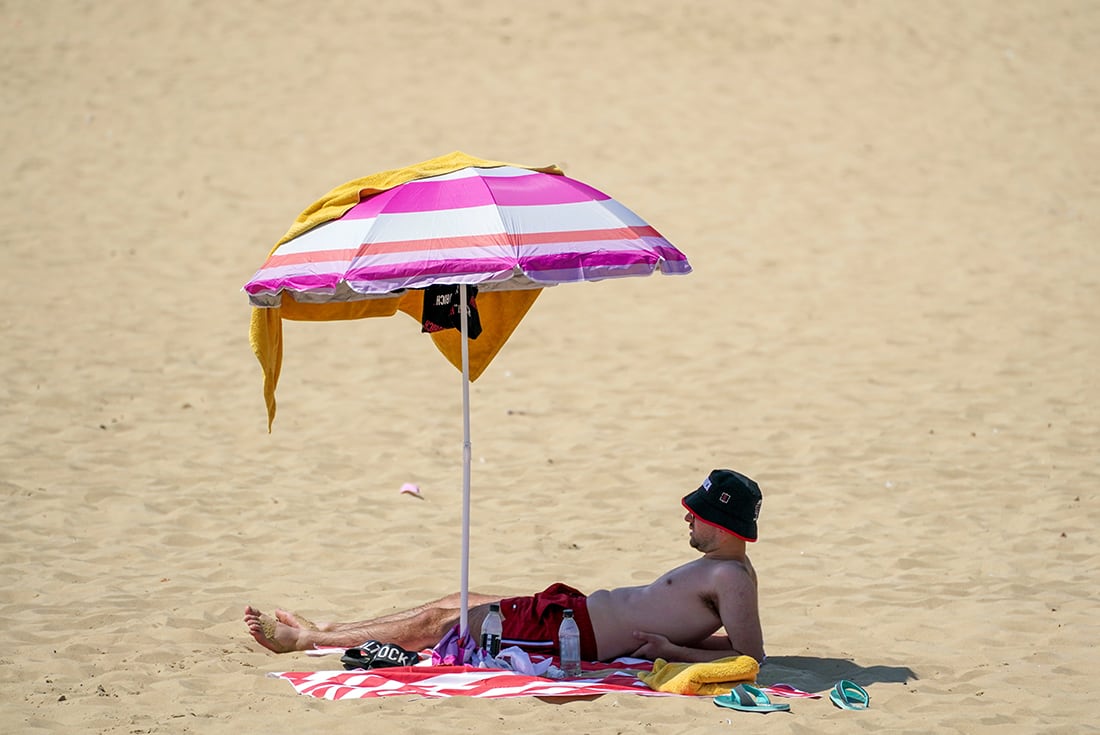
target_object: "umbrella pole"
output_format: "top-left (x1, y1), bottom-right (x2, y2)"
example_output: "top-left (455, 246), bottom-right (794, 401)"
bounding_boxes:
top-left (458, 284), bottom-right (472, 645)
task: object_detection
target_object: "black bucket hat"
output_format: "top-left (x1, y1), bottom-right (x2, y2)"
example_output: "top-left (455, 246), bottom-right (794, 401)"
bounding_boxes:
top-left (681, 469), bottom-right (763, 542)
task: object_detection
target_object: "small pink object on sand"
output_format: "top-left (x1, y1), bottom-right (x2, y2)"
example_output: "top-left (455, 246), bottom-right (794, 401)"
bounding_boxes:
top-left (400, 482), bottom-right (422, 498)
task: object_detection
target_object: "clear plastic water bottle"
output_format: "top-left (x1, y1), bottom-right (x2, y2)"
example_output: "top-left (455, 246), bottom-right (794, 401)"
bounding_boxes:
top-left (480, 602), bottom-right (503, 656)
top-left (558, 608), bottom-right (581, 678)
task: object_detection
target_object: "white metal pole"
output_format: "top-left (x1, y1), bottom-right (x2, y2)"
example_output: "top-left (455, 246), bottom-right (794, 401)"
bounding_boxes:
top-left (458, 284), bottom-right (472, 643)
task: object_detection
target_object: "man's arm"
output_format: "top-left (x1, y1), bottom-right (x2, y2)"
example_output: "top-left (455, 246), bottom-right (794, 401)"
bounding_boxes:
top-left (696, 634), bottom-right (738, 650)
top-left (713, 564), bottom-right (764, 661)
top-left (630, 631), bottom-right (738, 662)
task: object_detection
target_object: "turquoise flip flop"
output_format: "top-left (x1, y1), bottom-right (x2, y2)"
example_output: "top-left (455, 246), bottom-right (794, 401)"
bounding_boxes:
top-left (829, 680), bottom-right (870, 710)
top-left (714, 684), bottom-right (791, 713)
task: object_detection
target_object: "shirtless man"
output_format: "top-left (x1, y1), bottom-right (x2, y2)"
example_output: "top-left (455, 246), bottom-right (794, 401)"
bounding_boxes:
top-left (244, 469), bottom-right (766, 663)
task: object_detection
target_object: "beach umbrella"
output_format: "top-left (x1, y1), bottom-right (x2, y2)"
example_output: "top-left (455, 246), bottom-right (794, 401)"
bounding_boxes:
top-left (245, 151), bottom-right (691, 640)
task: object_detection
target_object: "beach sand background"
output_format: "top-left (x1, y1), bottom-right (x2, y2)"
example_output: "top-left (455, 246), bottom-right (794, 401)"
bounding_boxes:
top-left (2, 1), bottom-right (1097, 732)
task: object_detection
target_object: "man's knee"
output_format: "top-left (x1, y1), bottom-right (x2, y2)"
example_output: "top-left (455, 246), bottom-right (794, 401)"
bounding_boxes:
top-left (423, 604), bottom-right (461, 633)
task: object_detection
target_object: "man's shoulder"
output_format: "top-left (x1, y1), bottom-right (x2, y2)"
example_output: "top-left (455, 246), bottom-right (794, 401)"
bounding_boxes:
top-left (667, 555), bottom-right (756, 585)
top-left (702, 556), bottom-right (756, 587)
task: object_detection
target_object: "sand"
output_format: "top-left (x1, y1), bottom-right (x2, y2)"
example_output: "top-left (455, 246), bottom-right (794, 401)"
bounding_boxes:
top-left (2, 1), bottom-right (1097, 732)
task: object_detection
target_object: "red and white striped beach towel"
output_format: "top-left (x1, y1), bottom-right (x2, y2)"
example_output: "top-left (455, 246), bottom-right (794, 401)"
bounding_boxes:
top-left (270, 658), bottom-right (819, 701)
top-left (271, 664), bottom-right (659, 700)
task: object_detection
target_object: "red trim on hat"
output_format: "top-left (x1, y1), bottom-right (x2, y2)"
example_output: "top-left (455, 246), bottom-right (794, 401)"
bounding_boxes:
top-left (682, 500), bottom-right (757, 543)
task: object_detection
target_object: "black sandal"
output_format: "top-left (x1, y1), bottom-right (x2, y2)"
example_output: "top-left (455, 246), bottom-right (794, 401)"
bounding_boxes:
top-left (340, 640), bottom-right (383, 670)
top-left (340, 640), bottom-right (418, 670)
top-left (369, 642), bottom-right (420, 668)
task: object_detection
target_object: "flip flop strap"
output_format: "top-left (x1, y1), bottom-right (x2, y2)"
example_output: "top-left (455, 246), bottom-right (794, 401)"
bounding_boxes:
top-left (732, 684), bottom-right (759, 706)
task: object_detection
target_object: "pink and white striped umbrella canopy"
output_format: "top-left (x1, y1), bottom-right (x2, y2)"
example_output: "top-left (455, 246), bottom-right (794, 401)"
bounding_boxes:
top-left (244, 165), bottom-right (690, 306)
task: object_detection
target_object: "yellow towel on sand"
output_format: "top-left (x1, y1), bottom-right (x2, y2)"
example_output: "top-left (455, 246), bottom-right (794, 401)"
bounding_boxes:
top-left (638, 656), bottom-right (760, 695)
top-left (248, 151), bottom-right (562, 431)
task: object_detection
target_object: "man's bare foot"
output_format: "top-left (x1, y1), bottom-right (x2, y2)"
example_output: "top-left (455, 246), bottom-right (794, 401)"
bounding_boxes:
top-left (274, 608), bottom-right (326, 632)
top-left (244, 605), bottom-right (310, 653)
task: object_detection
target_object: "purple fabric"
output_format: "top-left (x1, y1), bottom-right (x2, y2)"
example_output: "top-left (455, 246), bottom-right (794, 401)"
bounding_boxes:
top-left (431, 624), bottom-right (476, 666)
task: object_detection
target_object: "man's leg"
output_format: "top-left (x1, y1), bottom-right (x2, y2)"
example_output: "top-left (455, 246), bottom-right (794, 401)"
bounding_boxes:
top-left (276, 592), bottom-right (503, 633)
top-left (245, 592), bottom-right (505, 653)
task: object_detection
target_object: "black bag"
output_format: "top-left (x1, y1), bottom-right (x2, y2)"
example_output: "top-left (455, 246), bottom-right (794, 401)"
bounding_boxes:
top-left (421, 284), bottom-right (482, 339)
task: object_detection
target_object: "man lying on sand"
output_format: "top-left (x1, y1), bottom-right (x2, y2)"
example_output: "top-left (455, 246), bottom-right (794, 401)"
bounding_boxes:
top-left (245, 469), bottom-right (766, 663)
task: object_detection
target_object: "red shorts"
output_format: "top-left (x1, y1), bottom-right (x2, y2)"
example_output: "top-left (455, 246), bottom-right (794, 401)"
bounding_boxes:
top-left (498, 582), bottom-right (599, 660)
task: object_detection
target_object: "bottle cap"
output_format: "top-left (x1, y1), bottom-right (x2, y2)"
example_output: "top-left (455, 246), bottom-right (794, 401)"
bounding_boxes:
top-left (563, 608), bottom-right (573, 617)
top-left (489, 603), bottom-right (500, 612)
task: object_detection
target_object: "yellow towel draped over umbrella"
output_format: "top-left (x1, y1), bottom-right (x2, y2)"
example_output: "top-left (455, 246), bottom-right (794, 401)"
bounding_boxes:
top-left (249, 151), bottom-right (561, 430)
